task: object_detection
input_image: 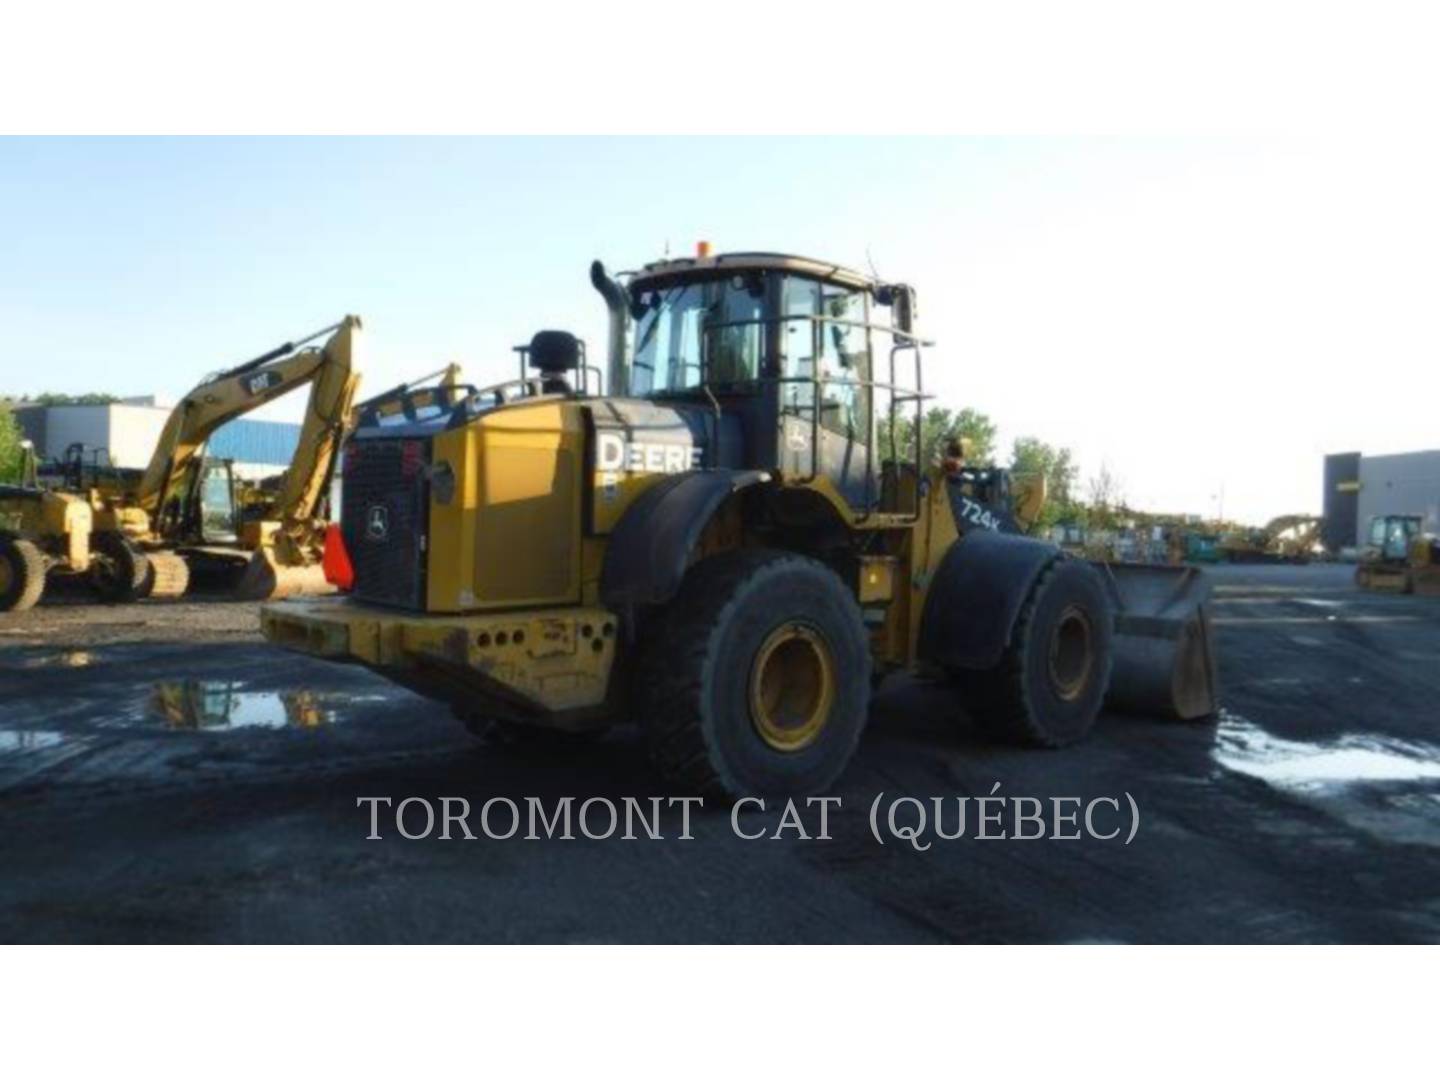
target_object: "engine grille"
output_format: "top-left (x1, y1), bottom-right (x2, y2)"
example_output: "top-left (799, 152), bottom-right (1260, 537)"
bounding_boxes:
top-left (341, 436), bottom-right (429, 609)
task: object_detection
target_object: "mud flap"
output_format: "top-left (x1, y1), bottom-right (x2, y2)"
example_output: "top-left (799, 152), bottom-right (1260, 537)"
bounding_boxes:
top-left (1093, 562), bottom-right (1218, 721)
top-left (234, 549), bottom-right (334, 601)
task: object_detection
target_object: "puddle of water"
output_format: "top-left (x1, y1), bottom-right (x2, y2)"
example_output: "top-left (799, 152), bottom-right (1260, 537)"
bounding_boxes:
top-left (17, 650), bottom-right (97, 669)
top-left (0, 730), bottom-right (65, 753)
top-left (1215, 709), bottom-right (1440, 793)
top-left (149, 681), bottom-right (337, 730)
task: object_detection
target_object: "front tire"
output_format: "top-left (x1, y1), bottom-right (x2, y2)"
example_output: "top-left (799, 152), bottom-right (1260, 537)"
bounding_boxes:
top-left (955, 557), bottom-right (1113, 747)
top-left (88, 531), bottom-right (148, 603)
top-left (634, 548), bottom-right (871, 800)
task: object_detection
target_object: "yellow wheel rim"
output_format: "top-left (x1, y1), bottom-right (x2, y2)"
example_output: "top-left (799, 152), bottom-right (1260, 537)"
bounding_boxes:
top-left (749, 622), bottom-right (835, 752)
top-left (1048, 604), bottom-right (1094, 702)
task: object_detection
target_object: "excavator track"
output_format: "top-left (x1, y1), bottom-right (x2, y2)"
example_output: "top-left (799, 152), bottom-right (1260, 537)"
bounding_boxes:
top-left (142, 551), bottom-right (191, 599)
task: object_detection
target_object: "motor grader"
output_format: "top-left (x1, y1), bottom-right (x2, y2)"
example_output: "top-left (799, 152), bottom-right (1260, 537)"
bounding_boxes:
top-left (0, 441), bottom-right (150, 611)
top-left (261, 250), bottom-right (1216, 798)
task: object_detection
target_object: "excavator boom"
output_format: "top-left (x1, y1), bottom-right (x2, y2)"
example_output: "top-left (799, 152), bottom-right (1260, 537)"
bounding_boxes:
top-left (138, 318), bottom-right (362, 529)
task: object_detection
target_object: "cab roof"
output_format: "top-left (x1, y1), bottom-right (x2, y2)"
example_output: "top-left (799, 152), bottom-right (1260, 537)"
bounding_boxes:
top-left (628, 251), bottom-right (876, 293)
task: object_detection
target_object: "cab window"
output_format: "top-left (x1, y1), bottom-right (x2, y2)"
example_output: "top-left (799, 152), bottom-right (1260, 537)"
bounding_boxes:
top-left (819, 284), bottom-right (871, 444)
top-left (630, 275), bottom-right (766, 396)
top-left (779, 277), bottom-right (820, 416)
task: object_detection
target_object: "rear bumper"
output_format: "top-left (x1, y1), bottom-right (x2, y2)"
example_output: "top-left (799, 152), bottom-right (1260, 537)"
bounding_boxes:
top-left (260, 596), bottom-right (620, 716)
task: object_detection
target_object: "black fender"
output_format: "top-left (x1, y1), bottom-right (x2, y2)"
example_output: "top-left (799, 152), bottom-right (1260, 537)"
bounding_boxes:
top-left (600, 469), bottom-right (769, 608)
top-left (918, 528), bottom-right (1064, 670)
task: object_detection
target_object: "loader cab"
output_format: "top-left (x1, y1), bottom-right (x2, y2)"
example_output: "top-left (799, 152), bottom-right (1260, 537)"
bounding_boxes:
top-left (611, 252), bottom-right (925, 513)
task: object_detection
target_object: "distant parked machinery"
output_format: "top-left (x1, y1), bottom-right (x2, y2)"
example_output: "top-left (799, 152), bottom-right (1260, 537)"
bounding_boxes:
top-left (1355, 514), bottom-right (1440, 595)
top-left (1220, 515), bottom-right (1324, 564)
top-left (0, 442), bottom-right (147, 611)
top-left (46, 320), bottom-right (364, 602)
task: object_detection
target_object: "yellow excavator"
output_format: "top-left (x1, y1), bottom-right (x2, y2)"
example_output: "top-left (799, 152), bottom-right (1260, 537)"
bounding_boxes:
top-left (114, 318), bottom-right (363, 598)
top-left (1219, 514), bottom-right (1324, 564)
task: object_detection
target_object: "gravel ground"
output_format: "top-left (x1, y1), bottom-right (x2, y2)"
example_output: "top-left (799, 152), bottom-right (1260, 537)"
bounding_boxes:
top-left (2, 563), bottom-right (1439, 943)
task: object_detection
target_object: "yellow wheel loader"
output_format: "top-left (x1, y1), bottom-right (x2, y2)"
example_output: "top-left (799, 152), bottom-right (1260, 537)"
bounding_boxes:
top-left (261, 251), bottom-right (1217, 798)
top-left (0, 442), bottom-right (149, 611)
top-left (81, 318), bottom-right (364, 600)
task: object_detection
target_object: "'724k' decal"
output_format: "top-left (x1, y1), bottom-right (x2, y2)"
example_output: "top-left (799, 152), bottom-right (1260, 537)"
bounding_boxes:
top-left (957, 496), bottom-right (1001, 532)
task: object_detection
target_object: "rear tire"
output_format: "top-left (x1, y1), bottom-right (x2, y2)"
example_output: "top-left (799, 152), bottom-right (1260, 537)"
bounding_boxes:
top-left (0, 535), bottom-right (47, 612)
top-left (634, 548), bottom-right (871, 800)
top-left (88, 531), bottom-right (148, 603)
top-left (954, 557), bottom-right (1113, 747)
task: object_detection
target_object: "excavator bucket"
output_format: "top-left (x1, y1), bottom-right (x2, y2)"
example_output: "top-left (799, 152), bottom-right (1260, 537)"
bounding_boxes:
top-left (233, 548), bottom-right (333, 601)
top-left (1093, 562), bottom-right (1219, 721)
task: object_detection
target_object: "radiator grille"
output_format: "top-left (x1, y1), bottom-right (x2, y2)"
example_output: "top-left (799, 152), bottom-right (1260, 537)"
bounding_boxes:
top-left (341, 437), bottom-right (429, 609)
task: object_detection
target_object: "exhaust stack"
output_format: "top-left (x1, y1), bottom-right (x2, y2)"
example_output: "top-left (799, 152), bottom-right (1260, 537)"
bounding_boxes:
top-left (590, 260), bottom-right (629, 397)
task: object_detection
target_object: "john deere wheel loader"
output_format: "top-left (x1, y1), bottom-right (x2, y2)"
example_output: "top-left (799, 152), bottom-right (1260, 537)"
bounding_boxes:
top-left (261, 250), bottom-right (1217, 798)
top-left (0, 442), bottom-right (148, 611)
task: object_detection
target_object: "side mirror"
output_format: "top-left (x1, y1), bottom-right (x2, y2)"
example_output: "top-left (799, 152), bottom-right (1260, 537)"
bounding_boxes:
top-left (877, 284), bottom-right (917, 337)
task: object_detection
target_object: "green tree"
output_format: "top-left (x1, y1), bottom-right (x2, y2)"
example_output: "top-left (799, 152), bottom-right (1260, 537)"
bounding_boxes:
top-left (1009, 435), bottom-right (1079, 531)
top-left (0, 402), bottom-right (24, 484)
top-left (878, 405), bottom-right (997, 465)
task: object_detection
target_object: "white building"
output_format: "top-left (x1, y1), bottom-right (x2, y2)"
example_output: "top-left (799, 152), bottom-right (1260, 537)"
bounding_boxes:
top-left (13, 400), bottom-right (300, 480)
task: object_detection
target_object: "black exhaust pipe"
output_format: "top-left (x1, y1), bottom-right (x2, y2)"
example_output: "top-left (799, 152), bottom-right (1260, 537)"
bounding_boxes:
top-left (590, 260), bottom-right (629, 397)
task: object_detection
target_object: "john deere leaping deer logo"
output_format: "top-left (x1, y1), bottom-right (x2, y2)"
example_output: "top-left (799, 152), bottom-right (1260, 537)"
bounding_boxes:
top-left (365, 504), bottom-right (389, 541)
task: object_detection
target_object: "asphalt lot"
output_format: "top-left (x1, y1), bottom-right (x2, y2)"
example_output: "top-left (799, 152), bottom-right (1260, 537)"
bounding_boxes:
top-left (2, 562), bottom-right (1439, 943)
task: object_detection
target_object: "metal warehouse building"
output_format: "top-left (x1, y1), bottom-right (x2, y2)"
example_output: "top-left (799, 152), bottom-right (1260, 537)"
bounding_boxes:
top-left (13, 398), bottom-right (301, 480)
top-left (1323, 449), bottom-right (1440, 550)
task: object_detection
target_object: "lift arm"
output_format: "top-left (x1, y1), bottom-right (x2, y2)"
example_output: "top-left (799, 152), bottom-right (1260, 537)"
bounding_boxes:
top-left (137, 318), bottom-right (363, 563)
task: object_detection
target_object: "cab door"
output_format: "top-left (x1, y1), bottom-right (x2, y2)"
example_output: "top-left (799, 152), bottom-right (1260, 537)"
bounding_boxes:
top-left (776, 276), bottom-right (874, 509)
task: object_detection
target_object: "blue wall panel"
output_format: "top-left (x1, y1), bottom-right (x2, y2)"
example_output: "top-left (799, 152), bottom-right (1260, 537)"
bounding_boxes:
top-left (208, 419), bottom-right (301, 466)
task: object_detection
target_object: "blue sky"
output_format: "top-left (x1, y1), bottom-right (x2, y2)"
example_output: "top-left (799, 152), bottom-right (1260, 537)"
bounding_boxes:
top-left (4, 136), bottom-right (1437, 524)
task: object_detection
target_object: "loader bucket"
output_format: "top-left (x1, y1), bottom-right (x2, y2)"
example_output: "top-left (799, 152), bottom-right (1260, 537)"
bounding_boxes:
top-left (233, 549), bottom-right (334, 601)
top-left (1092, 562), bottom-right (1218, 721)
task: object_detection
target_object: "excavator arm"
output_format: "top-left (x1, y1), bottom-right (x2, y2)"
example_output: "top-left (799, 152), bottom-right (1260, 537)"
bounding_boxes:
top-left (138, 318), bottom-right (363, 565)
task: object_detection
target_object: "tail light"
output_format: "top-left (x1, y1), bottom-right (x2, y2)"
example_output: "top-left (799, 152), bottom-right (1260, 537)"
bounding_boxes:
top-left (322, 523), bottom-right (354, 590)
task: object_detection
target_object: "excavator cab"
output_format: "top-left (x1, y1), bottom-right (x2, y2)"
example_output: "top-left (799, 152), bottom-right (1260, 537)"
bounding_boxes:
top-left (192, 458), bottom-right (240, 545)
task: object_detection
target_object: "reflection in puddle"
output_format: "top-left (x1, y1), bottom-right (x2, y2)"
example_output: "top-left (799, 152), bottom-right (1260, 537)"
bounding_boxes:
top-left (19, 650), bottom-right (97, 669)
top-left (1215, 710), bottom-right (1440, 792)
top-left (150, 681), bottom-right (335, 730)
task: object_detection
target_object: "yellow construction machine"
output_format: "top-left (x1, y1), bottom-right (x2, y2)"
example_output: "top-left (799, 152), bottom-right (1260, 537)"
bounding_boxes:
top-left (1, 442), bottom-right (149, 611)
top-left (113, 318), bottom-right (364, 599)
top-left (1219, 514), bottom-right (1324, 564)
top-left (261, 250), bottom-right (1217, 798)
top-left (1355, 514), bottom-right (1440, 595)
